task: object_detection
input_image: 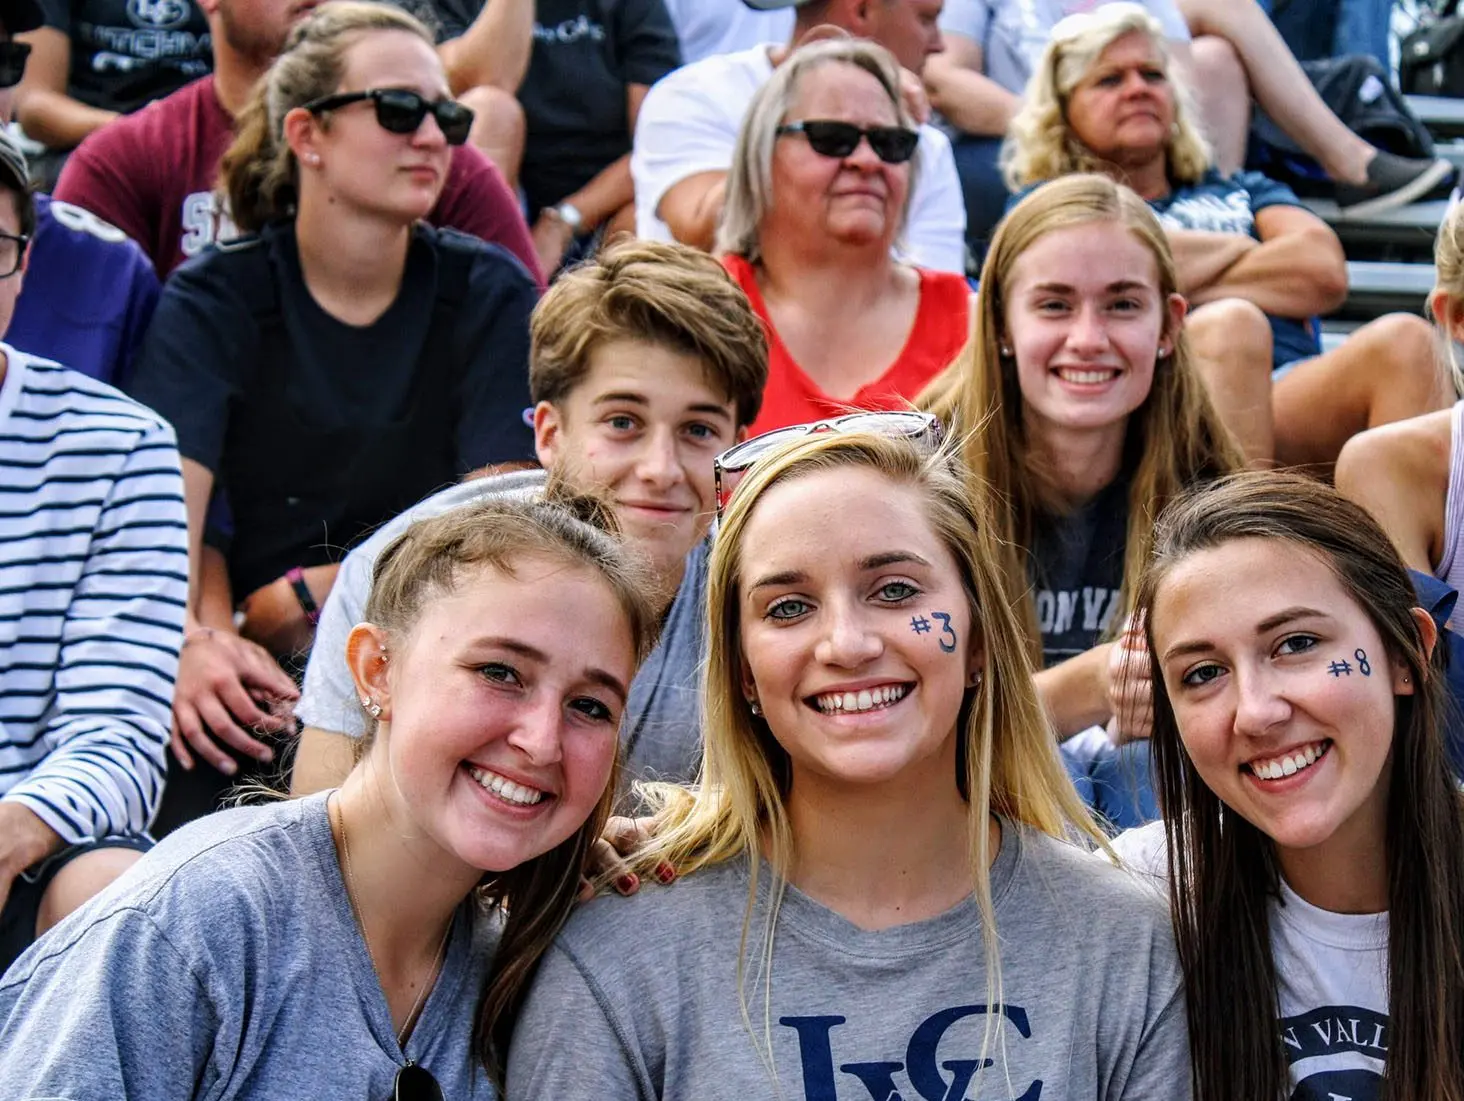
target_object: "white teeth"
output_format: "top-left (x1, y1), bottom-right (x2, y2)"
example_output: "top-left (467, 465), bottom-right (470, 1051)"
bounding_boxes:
top-left (814, 685), bottom-right (908, 714)
top-left (1249, 743), bottom-right (1326, 782)
top-left (468, 766), bottom-right (546, 806)
top-left (1058, 368), bottom-right (1118, 384)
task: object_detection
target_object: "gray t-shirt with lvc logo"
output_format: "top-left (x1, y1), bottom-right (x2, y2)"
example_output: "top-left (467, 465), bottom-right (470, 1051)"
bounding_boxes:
top-left (507, 821), bottom-right (1190, 1100)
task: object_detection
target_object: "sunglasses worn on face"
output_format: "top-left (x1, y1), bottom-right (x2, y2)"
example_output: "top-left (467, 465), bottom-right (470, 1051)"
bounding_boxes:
top-left (303, 88), bottom-right (475, 146)
top-left (775, 119), bottom-right (919, 165)
top-left (392, 1062), bottom-right (442, 1101)
top-left (713, 411), bottom-right (944, 517)
top-left (0, 41), bottom-right (29, 89)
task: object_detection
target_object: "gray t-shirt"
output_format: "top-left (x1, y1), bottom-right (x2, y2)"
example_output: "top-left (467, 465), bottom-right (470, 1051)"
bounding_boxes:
top-left (507, 821), bottom-right (1191, 1100)
top-left (940, 0), bottom-right (1190, 93)
top-left (296, 471), bottom-right (710, 785)
top-left (0, 793), bottom-right (500, 1100)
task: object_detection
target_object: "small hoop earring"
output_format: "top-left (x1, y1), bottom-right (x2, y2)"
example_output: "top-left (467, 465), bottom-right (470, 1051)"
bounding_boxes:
top-left (360, 697), bottom-right (382, 719)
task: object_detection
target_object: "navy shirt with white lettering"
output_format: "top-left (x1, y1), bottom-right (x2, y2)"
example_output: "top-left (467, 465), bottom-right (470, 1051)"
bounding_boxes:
top-left (38, 0), bottom-right (210, 116)
top-left (1028, 474), bottom-right (1130, 667)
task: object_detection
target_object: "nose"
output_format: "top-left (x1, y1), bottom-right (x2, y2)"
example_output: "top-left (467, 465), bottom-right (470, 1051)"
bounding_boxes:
top-left (1232, 666), bottom-right (1292, 739)
top-left (412, 108), bottom-right (448, 148)
top-left (636, 427), bottom-right (687, 489)
top-left (843, 133), bottom-right (884, 171)
top-left (505, 694), bottom-right (564, 766)
top-left (814, 597), bottom-right (885, 669)
top-left (1065, 303), bottom-right (1111, 355)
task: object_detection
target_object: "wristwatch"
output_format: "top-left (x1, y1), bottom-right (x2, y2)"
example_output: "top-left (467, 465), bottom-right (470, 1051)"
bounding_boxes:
top-left (552, 202), bottom-right (584, 231)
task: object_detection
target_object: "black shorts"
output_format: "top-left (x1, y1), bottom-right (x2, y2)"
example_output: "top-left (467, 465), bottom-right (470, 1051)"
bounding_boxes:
top-left (0, 832), bottom-right (153, 975)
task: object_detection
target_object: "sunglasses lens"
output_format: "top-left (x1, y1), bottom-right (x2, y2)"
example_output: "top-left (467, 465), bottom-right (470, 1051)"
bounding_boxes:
top-left (394, 1064), bottom-right (444, 1101)
top-left (434, 102), bottom-right (475, 146)
top-left (802, 121), bottom-right (861, 158)
top-left (374, 91), bottom-right (429, 134)
top-left (868, 127), bottom-right (918, 164)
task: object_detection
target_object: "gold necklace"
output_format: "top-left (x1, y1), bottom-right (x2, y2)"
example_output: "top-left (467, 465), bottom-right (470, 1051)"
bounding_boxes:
top-left (332, 794), bottom-right (453, 1049)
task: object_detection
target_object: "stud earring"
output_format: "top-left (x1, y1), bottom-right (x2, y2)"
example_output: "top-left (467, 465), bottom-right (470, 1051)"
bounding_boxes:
top-left (306, 153), bottom-right (321, 166)
top-left (747, 697), bottom-right (762, 716)
top-left (968, 670), bottom-right (984, 689)
top-left (360, 697), bottom-right (382, 719)
top-left (999, 343), bottom-right (1013, 357)
top-left (1157, 346), bottom-right (1171, 359)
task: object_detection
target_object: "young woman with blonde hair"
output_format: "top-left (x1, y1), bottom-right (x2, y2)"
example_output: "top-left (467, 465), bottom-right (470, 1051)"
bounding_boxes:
top-left (508, 429), bottom-right (1189, 1098)
top-left (0, 492), bottom-right (660, 1098)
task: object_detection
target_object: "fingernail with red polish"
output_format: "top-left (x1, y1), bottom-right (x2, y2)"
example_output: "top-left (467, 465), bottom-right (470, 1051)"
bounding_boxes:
top-left (615, 873), bottom-right (639, 895)
top-left (655, 862), bottom-right (676, 885)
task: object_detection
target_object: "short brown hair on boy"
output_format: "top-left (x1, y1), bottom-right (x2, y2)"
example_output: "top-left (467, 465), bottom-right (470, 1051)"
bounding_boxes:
top-left (529, 240), bottom-right (770, 428)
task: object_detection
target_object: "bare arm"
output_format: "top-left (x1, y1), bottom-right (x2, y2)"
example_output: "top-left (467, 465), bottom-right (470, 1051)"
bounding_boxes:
top-left (14, 27), bottom-right (118, 149)
top-left (1165, 228), bottom-right (1258, 298)
top-left (658, 170), bottom-right (726, 252)
top-left (1034, 643), bottom-right (1114, 737)
top-left (922, 32), bottom-right (1019, 138)
top-left (438, 0), bottom-right (535, 95)
top-left (1186, 205), bottom-right (1348, 316)
top-left (1336, 411), bottom-right (1453, 574)
top-left (289, 726), bottom-right (357, 795)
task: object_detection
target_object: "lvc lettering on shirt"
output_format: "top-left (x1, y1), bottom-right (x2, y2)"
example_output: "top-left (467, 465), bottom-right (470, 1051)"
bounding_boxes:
top-left (1034, 586), bottom-right (1119, 637)
top-left (1281, 1005), bottom-right (1389, 1061)
top-left (780, 1005), bottom-right (1042, 1101)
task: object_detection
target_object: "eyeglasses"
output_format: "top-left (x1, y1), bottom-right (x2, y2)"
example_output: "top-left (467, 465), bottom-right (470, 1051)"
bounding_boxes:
top-left (0, 41), bottom-right (30, 89)
top-left (302, 88), bottom-right (475, 146)
top-left (774, 120), bottom-right (919, 165)
top-left (392, 1062), bottom-right (442, 1101)
top-left (0, 232), bottom-right (29, 278)
top-left (713, 411), bottom-right (944, 517)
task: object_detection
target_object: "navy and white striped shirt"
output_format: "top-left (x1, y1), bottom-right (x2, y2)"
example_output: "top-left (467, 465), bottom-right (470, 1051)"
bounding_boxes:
top-left (0, 345), bottom-right (187, 844)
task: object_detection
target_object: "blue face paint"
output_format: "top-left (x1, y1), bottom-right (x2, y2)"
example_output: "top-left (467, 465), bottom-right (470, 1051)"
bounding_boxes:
top-left (1355, 649), bottom-right (1372, 676)
top-left (1327, 649), bottom-right (1372, 678)
top-left (930, 612), bottom-right (957, 654)
top-left (910, 615), bottom-right (931, 635)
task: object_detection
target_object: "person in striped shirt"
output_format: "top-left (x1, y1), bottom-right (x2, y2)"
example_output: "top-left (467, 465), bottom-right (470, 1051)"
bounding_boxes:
top-left (0, 123), bottom-right (189, 975)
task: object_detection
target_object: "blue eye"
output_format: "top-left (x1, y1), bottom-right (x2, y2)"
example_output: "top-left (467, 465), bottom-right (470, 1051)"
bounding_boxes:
top-left (1180, 663), bottom-right (1224, 688)
top-left (686, 423), bottom-right (716, 441)
top-left (877, 580), bottom-right (919, 602)
top-left (607, 415), bottom-right (637, 432)
top-left (1276, 634), bottom-right (1319, 657)
top-left (768, 597), bottom-right (810, 620)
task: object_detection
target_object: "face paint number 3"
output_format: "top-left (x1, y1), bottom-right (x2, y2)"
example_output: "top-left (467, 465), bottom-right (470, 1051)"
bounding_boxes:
top-left (912, 612), bottom-right (957, 653)
top-left (1327, 649), bottom-right (1371, 678)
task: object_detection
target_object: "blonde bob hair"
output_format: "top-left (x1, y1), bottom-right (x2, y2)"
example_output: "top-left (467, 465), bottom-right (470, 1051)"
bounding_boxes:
top-left (919, 174), bottom-right (1244, 655)
top-left (219, 0), bottom-right (438, 233)
top-left (629, 430), bottom-right (1109, 1068)
top-left (717, 37), bottom-right (920, 264)
top-left (1001, 1), bottom-right (1212, 191)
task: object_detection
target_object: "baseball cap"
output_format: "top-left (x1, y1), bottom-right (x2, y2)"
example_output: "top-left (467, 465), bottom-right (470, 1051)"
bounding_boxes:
top-left (0, 127), bottom-right (29, 195)
top-left (0, 0), bottom-right (42, 35)
top-left (740, 0), bottom-right (812, 10)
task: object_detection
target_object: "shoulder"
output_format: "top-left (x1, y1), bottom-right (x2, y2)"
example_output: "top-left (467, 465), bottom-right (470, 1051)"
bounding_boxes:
top-left (1338, 406), bottom-right (1454, 491)
top-left (76, 78), bottom-right (205, 155)
top-left (352, 472), bottom-right (547, 566)
top-left (1229, 168), bottom-right (1302, 209)
top-left (645, 46), bottom-right (762, 108)
top-left (8, 347), bottom-right (178, 441)
top-left (418, 224), bottom-right (538, 294)
top-left (1004, 825), bottom-right (1172, 941)
top-left (34, 196), bottom-right (151, 270)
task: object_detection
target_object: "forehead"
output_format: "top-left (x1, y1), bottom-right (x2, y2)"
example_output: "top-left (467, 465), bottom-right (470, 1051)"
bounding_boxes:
top-left (738, 465), bottom-right (960, 580)
top-left (1006, 220), bottom-right (1160, 293)
top-left (339, 28), bottom-right (447, 93)
top-left (788, 62), bottom-right (898, 121)
top-left (571, 339), bottom-right (734, 415)
top-left (1091, 29), bottom-right (1164, 70)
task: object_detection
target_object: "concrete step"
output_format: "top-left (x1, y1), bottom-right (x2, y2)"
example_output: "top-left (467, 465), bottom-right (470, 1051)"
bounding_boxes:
top-left (1304, 197), bottom-right (1447, 253)
top-left (1407, 94), bottom-right (1464, 140)
top-left (1345, 259), bottom-right (1435, 314)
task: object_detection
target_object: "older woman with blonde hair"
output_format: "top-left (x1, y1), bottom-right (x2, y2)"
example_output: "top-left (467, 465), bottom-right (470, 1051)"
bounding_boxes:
top-left (715, 38), bottom-right (970, 436)
top-left (508, 428), bottom-right (1189, 1097)
top-left (1003, 2), bottom-right (1451, 470)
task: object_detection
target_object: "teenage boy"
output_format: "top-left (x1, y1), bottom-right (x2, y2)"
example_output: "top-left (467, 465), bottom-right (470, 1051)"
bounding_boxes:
top-left (289, 239), bottom-right (768, 794)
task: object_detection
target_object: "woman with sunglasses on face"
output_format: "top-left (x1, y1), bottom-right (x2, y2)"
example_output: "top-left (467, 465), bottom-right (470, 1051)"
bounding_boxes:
top-left (125, 1), bottom-right (540, 817)
top-left (0, 490), bottom-right (660, 1099)
top-left (508, 429), bottom-right (1189, 1099)
top-left (1111, 471), bottom-right (1464, 1100)
top-left (919, 174), bottom-right (1241, 825)
top-left (718, 38), bottom-right (970, 437)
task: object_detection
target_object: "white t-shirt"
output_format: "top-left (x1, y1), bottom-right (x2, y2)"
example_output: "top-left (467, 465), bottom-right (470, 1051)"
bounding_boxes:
top-left (631, 43), bottom-right (968, 274)
top-left (1111, 822), bottom-right (1390, 1097)
top-left (661, 0), bottom-right (792, 62)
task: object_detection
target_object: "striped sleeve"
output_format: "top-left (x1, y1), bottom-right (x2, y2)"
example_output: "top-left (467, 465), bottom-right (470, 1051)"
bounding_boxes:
top-left (1, 412), bottom-right (187, 842)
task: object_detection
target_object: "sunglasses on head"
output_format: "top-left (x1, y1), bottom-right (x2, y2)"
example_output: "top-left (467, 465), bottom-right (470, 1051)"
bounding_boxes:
top-left (0, 40), bottom-right (30, 89)
top-left (775, 119), bottom-right (919, 165)
top-left (303, 88), bottom-right (474, 146)
top-left (391, 1062), bottom-right (442, 1101)
top-left (713, 411), bottom-right (944, 517)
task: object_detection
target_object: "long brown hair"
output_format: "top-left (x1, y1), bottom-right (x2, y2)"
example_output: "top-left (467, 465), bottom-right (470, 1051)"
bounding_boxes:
top-left (919, 173), bottom-right (1243, 656)
top-left (362, 486), bottom-right (660, 1087)
top-left (1135, 471), bottom-right (1464, 1101)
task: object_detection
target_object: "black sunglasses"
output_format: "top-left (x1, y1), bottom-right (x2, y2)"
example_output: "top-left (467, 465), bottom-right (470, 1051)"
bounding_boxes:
top-left (775, 119), bottom-right (919, 164)
top-left (392, 1061), bottom-right (442, 1101)
top-left (0, 40), bottom-right (30, 89)
top-left (303, 88), bottom-right (474, 146)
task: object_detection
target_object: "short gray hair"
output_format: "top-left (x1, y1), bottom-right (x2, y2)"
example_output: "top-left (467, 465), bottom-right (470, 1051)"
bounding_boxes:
top-left (716, 37), bottom-right (920, 263)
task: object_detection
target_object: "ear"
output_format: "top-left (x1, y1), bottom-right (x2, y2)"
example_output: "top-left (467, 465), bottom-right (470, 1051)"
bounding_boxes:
top-left (1429, 288), bottom-right (1464, 345)
top-left (282, 106), bottom-right (322, 170)
top-left (533, 401), bottom-right (562, 469)
top-left (1161, 292), bottom-right (1188, 356)
top-left (1395, 607), bottom-right (1440, 696)
top-left (732, 424), bottom-right (749, 445)
top-left (346, 622), bottom-right (394, 720)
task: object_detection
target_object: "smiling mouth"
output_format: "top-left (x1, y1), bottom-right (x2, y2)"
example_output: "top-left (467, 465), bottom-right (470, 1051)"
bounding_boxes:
top-left (1054, 367), bottom-right (1121, 385)
top-left (466, 765), bottom-right (549, 806)
top-left (808, 683), bottom-right (911, 715)
top-left (1242, 740), bottom-right (1331, 782)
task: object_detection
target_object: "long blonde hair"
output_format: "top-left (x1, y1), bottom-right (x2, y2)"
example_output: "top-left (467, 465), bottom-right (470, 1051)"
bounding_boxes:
top-left (1002, 1), bottom-right (1211, 191)
top-left (919, 174), bottom-right (1244, 657)
top-left (629, 430), bottom-right (1108, 1080)
top-left (1432, 197), bottom-right (1464, 395)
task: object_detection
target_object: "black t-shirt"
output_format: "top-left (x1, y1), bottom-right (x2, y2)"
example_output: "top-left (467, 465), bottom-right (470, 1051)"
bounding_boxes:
top-left (40, 0), bottom-right (211, 115)
top-left (128, 221), bottom-right (539, 596)
top-left (1027, 474), bottom-right (1131, 668)
top-left (518, 0), bottom-right (681, 214)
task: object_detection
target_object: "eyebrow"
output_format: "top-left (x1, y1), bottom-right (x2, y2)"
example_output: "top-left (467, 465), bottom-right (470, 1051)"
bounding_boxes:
top-left (1160, 606), bottom-right (1332, 662)
top-left (746, 552), bottom-right (932, 593)
top-left (470, 637), bottom-right (629, 704)
top-left (1029, 280), bottom-right (1153, 295)
top-left (591, 392), bottom-right (734, 423)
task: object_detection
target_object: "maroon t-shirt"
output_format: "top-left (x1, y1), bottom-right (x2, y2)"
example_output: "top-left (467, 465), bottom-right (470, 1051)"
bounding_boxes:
top-left (54, 75), bottom-right (543, 283)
